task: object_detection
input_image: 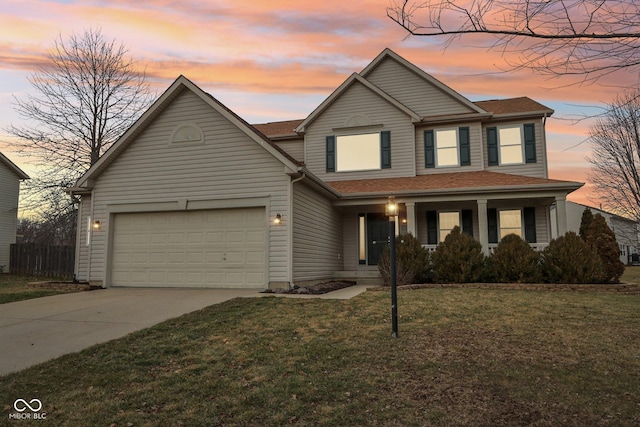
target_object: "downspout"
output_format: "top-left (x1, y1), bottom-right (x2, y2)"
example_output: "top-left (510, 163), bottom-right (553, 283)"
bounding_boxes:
top-left (542, 112), bottom-right (549, 178)
top-left (288, 172), bottom-right (306, 288)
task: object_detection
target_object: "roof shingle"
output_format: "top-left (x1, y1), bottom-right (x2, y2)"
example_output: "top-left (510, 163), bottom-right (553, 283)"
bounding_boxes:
top-left (327, 171), bottom-right (581, 196)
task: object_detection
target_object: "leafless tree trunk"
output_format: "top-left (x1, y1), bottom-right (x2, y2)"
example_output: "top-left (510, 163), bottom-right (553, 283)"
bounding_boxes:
top-left (387, 0), bottom-right (640, 83)
top-left (6, 28), bottom-right (153, 243)
top-left (589, 90), bottom-right (640, 221)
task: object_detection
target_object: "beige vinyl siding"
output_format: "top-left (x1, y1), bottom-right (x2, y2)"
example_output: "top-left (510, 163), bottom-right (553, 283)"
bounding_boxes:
top-left (364, 56), bottom-right (476, 118)
top-left (74, 196), bottom-right (91, 281)
top-left (274, 138), bottom-right (304, 162)
top-left (484, 119), bottom-right (547, 178)
top-left (0, 163), bottom-right (21, 269)
top-left (305, 81), bottom-right (415, 181)
top-left (416, 122), bottom-right (484, 175)
top-left (292, 182), bottom-right (342, 282)
top-left (86, 90), bottom-right (291, 285)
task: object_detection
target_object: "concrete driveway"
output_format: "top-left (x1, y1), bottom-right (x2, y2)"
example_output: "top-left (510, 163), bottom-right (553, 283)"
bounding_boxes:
top-left (0, 288), bottom-right (259, 375)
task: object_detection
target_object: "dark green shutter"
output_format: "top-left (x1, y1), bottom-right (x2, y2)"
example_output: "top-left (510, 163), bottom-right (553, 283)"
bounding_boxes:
top-left (424, 130), bottom-right (435, 168)
top-left (487, 127), bottom-right (498, 166)
top-left (326, 136), bottom-right (335, 172)
top-left (524, 207), bottom-right (537, 243)
top-left (462, 209), bottom-right (473, 237)
top-left (487, 208), bottom-right (498, 243)
top-left (381, 131), bottom-right (391, 169)
top-left (524, 123), bottom-right (536, 163)
top-left (459, 127), bottom-right (470, 166)
top-left (426, 210), bottom-right (438, 245)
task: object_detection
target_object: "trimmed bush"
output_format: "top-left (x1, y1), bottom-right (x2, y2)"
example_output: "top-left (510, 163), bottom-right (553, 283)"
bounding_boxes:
top-left (431, 226), bottom-right (485, 283)
top-left (378, 233), bottom-right (430, 286)
top-left (541, 232), bottom-right (605, 283)
top-left (487, 234), bottom-right (541, 283)
top-left (583, 214), bottom-right (625, 283)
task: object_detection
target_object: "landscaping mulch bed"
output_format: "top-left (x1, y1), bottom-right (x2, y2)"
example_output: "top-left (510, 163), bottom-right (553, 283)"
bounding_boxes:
top-left (263, 280), bottom-right (356, 295)
top-left (26, 281), bottom-right (101, 291)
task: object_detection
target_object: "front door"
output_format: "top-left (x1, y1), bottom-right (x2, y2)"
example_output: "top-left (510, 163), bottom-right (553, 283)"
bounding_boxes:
top-left (367, 213), bottom-right (389, 266)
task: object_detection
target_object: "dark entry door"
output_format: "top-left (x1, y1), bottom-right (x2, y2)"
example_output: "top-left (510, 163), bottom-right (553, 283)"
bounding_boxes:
top-left (367, 213), bottom-right (389, 266)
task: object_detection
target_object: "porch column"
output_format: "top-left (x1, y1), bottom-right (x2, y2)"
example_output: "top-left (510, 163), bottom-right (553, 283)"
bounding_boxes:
top-left (555, 195), bottom-right (568, 236)
top-left (477, 199), bottom-right (489, 255)
top-left (405, 202), bottom-right (417, 236)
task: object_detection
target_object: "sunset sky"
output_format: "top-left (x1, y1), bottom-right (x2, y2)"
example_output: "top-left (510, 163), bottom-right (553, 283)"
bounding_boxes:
top-left (0, 0), bottom-right (633, 209)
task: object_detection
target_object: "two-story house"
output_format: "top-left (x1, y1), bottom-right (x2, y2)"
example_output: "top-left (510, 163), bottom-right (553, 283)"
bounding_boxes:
top-left (0, 152), bottom-right (29, 272)
top-left (68, 49), bottom-right (582, 289)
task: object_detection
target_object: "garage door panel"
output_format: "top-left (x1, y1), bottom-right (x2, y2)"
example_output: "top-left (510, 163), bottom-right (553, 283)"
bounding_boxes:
top-left (111, 208), bottom-right (266, 288)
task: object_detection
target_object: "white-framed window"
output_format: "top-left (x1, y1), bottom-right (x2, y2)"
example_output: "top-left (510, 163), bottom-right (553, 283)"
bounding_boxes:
top-left (435, 129), bottom-right (459, 167)
top-left (499, 209), bottom-right (523, 238)
top-left (328, 131), bottom-right (391, 172)
top-left (497, 126), bottom-right (524, 165)
top-left (336, 133), bottom-right (380, 172)
top-left (438, 211), bottom-right (460, 242)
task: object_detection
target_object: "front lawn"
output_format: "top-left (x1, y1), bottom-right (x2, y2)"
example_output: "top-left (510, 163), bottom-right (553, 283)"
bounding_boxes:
top-left (0, 274), bottom-right (78, 304)
top-left (1, 288), bottom-right (639, 426)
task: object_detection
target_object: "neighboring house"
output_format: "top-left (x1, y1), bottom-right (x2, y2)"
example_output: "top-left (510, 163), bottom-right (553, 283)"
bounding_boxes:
top-left (551, 201), bottom-right (639, 264)
top-left (68, 49), bottom-right (583, 289)
top-left (0, 152), bottom-right (29, 272)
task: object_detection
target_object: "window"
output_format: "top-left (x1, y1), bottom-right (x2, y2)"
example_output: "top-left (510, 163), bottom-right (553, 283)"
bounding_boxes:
top-left (438, 211), bottom-right (460, 242)
top-left (427, 209), bottom-right (473, 244)
top-left (499, 210), bottom-right (522, 238)
top-left (358, 214), bottom-right (366, 264)
top-left (488, 207), bottom-right (536, 243)
top-left (498, 126), bottom-right (524, 165)
top-left (327, 131), bottom-right (391, 172)
top-left (425, 127), bottom-right (470, 168)
top-left (487, 124), bottom-right (536, 166)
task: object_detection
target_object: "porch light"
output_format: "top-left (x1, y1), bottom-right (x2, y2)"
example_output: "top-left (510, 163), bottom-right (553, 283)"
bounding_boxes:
top-left (386, 196), bottom-right (399, 339)
top-left (274, 213), bottom-right (282, 225)
top-left (385, 196), bottom-right (398, 217)
top-left (92, 220), bottom-right (102, 231)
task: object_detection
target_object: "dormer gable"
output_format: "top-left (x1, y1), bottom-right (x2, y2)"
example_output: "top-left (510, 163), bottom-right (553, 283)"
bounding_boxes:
top-left (361, 48), bottom-right (487, 119)
top-left (294, 73), bottom-right (420, 134)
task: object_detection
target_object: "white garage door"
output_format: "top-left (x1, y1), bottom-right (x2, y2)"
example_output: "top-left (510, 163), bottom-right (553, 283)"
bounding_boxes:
top-left (111, 208), bottom-right (266, 288)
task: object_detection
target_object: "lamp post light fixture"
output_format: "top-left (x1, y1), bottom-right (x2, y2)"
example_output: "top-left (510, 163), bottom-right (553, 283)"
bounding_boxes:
top-left (386, 196), bottom-right (399, 338)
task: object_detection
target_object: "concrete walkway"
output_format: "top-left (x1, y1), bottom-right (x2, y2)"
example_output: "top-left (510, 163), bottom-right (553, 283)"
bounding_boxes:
top-left (0, 285), bottom-right (369, 375)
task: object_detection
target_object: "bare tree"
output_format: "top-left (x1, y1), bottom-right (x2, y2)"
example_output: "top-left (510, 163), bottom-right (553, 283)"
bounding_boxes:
top-left (6, 28), bottom-right (153, 243)
top-left (387, 0), bottom-right (640, 83)
top-left (588, 90), bottom-right (640, 221)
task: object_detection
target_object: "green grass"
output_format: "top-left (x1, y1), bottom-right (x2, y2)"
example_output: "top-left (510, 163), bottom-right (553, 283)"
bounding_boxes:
top-left (2, 288), bottom-right (639, 426)
top-left (0, 274), bottom-right (76, 304)
top-left (621, 265), bottom-right (640, 284)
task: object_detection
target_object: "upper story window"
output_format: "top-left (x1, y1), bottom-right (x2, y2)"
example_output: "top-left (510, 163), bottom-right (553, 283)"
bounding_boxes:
top-left (487, 123), bottom-right (536, 166)
top-left (326, 131), bottom-right (391, 172)
top-left (424, 127), bottom-right (470, 168)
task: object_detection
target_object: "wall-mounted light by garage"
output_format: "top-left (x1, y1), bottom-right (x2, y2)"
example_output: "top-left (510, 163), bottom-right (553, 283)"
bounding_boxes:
top-left (274, 214), bottom-right (282, 225)
top-left (92, 220), bottom-right (102, 231)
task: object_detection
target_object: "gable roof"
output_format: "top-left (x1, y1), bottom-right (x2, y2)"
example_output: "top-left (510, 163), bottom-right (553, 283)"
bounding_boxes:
top-left (327, 171), bottom-right (583, 198)
top-left (253, 119), bottom-right (304, 140)
top-left (0, 152), bottom-right (29, 180)
top-left (294, 72), bottom-right (422, 133)
top-left (361, 49), bottom-right (488, 116)
top-left (474, 97), bottom-right (554, 118)
top-left (73, 76), bottom-right (302, 189)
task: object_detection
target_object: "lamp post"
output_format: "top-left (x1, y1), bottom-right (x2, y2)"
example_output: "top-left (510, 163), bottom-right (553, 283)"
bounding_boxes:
top-left (385, 196), bottom-right (399, 338)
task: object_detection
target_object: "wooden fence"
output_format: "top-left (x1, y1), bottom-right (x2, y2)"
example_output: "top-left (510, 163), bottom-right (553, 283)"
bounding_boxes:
top-left (10, 244), bottom-right (75, 279)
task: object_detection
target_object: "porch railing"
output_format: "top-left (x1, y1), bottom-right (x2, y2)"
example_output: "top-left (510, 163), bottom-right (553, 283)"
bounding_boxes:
top-left (422, 242), bottom-right (548, 253)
